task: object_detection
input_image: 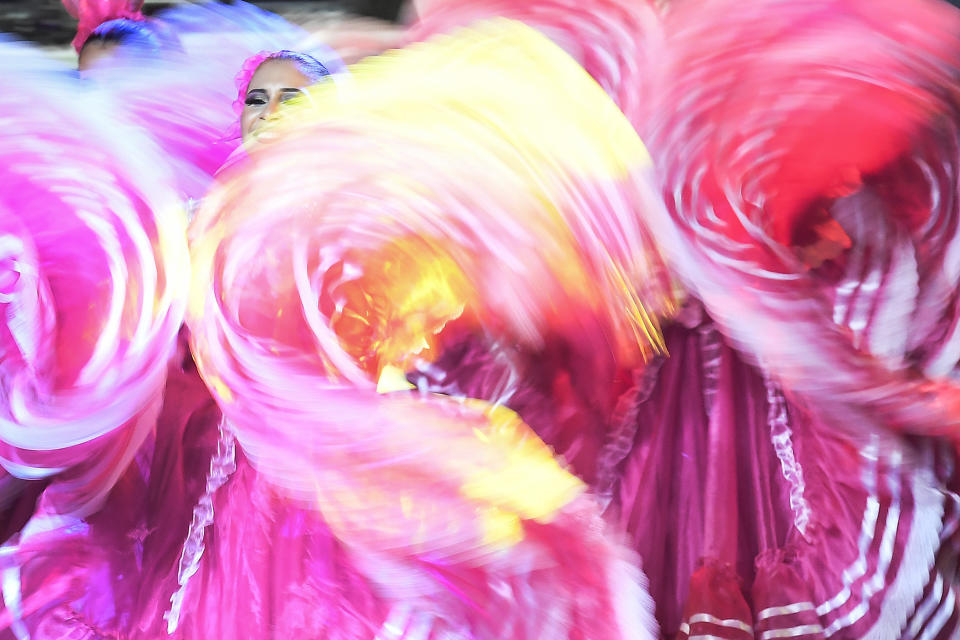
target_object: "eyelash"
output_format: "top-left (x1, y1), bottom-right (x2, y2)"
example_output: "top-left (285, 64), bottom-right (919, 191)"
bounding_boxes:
top-left (245, 89), bottom-right (305, 108)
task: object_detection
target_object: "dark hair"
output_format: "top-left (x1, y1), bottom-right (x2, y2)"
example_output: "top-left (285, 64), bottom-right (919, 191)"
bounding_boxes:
top-left (270, 50), bottom-right (332, 82)
top-left (81, 17), bottom-right (182, 54)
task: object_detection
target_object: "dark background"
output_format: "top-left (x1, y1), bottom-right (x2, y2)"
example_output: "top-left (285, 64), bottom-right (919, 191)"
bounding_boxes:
top-left (0, 0), bottom-right (406, 46)
top-left (0, 0), bottom-right (956, 47)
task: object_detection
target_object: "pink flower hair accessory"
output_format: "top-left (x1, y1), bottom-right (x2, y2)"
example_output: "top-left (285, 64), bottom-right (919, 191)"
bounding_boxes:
top-left (232, 50), bottom-right (274, 118)
top-left (61, 0), bottom-right (146, 52)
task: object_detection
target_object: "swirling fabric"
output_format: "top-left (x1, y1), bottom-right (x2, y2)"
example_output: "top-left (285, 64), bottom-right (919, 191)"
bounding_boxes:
top-left (0, 39), bottom-right (187, 640)
top-left (644, 0), bottom-right (960, 443)
top-left (187, 20), bottom-right (666, 639)
top-left (0, 41), bottom-right (187, 519)
top-left (408, 0), bottom-right (662, 131)
top-left (82, 51), bottom-right (238, 203)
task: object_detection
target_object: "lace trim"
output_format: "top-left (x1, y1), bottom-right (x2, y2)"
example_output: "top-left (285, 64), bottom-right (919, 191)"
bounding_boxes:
top-left (163, 419), bottom-right (236, 635)
top-left (698, 322), bottom-right (723, 418)
top-left (762, 374), bottom-right (811, 536)
top-left (53, 605), bottom-right (123, 640)
top-left (594, 358), bottom-right (666, 510)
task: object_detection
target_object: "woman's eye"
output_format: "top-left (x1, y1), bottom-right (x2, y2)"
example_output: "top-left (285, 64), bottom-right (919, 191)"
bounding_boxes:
top-left (245, 95), bottom-right (267, 106)
top-left (280, 90), bottom-right (304, 104)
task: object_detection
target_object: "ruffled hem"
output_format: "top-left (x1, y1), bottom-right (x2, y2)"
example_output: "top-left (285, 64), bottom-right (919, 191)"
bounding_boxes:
top-left (601, 317), bottom-right (957, 639)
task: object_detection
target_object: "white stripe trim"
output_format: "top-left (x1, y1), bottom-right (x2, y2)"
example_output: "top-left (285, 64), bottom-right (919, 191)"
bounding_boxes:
top-left (756, 442), bottom-right (884, 634)
top-left (817, 440), bottom-right (881, 618)
top-left (939, 492), bottom-right (960, 543)
top-left (690, 613), bottom-right (753, 633)
top-left (759, 444), bottom-right (937, 640)
top-left (904, 574), bottom-right (944, 640)
top-left (760, 624), bottom-right (824, 639)
top-left (917, 585), bottom-right (956, 640)
top-left (680, 613), bottom-right (753, 636)
top-left (758, 602), bottom-right (816, 621)
top-left (862, 457), bottom-right (944, 640)
top-left (825, 451), bottom-right (903, 636)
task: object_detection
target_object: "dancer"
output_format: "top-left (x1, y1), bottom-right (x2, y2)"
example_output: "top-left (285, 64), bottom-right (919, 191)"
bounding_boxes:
top-left (409, 0), bottom-right (960, 637)
top-left (1, 19), bottom-right (661, 640)
top-left (171, 20), bottom-right (663, 639)
top-left (60, 0), bottom-right (181, 71)
top-left (637, 0), bottom-right (960, 636)
top-left (0, 40), bottom-right (188, 639)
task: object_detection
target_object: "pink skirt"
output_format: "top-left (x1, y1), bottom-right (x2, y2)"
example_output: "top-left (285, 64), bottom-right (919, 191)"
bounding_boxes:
top-left (409, 308), bottom-right (960, 639)
top-left (4, 315), bottom-right (957, 639)
top-left (597, 315), bottom-right (960, 639)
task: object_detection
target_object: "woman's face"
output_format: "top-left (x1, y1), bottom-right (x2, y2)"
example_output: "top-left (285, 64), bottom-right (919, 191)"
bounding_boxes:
top-left (241, 59), bottom-right (312, 144)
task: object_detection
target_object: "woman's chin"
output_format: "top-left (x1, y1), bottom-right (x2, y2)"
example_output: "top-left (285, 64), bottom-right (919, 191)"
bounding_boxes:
top-left (244, 128), bottom-right (280, 151)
